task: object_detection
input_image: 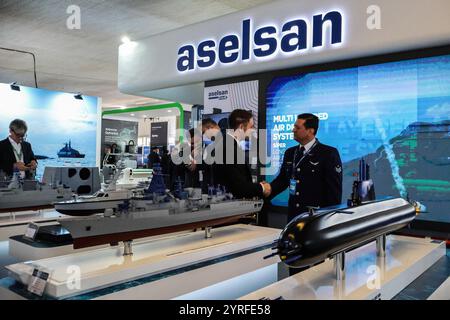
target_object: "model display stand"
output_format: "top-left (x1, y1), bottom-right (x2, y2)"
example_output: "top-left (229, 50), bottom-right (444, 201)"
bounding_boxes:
top-left (0, 209), bottom-right (66, 242)
top-left (240, 235), bottom-right (445, 300)
top-left (2, 224), bottom-right (280, 300)
top-left (8, 227), bottom-right (193, 261)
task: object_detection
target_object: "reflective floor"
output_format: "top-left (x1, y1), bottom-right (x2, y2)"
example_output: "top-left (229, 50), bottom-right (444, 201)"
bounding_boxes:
top-left (393, 248), bottom-right (450, 300)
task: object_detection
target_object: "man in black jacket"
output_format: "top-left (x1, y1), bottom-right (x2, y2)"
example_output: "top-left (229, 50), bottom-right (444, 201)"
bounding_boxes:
top-left (269, 113), bottom-right (342, 222)
top-left (147, 147), bottom-right (161, 169)
top-left (213, 109), bottom-right (270, 199)
top-left (0, 119), bottom-right (37, 179)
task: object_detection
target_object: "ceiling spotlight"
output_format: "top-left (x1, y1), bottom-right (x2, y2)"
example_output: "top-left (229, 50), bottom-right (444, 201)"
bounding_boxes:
top-left (130, 113), bottom-right (135, 116)
top-left (167, 109), bottom-right (172, 113)
top-left (10, 82), bottom-right (20, 91)
top-left (121, 36), bottom-right (131, 44)
top-left (74, 93), bottom-right (83, 100)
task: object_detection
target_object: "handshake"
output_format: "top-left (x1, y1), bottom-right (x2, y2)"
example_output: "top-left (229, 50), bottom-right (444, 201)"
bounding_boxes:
top-left (260, 181), bottom-right (272, 198)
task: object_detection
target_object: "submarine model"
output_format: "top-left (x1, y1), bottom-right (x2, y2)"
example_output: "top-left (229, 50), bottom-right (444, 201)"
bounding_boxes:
top-left (265, 159), bottom-right (418, 269)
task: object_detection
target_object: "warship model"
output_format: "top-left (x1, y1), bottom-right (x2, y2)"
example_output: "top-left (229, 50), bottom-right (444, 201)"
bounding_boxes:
top-left (53, 165), bottom-right (149, 216)
top-left (0, 170), bottom-right (73, 212)
top-left (105, 167), bottom-right (152, 190)
top-left (53, 188), bottom-right (135, 216)
top-left (58, 165), bottom-right (264, 249)
top-left (57, 140), bottom-right (85, 158)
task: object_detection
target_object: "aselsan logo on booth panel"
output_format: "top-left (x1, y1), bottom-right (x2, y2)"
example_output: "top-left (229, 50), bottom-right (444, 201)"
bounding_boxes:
top-left (177, 10), bottom-right (344, 73)
top-left (208, 90), bottom-right (229, 101)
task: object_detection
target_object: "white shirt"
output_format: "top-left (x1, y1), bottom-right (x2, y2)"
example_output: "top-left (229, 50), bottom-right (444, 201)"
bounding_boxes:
top-left (8, 136), bottom-right (25, 178)
top-left (8, 137), bottom-right (23, 162)
top-left (226, 132), bottom-right (245, 151)
top-left (227, 132), bottom-right (240, 143)
top-left (300, 138), bottom-right (317, 153)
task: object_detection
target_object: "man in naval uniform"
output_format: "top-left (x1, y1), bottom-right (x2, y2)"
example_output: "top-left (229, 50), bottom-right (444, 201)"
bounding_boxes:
top-left (269, 113), bottom-right (343, 223)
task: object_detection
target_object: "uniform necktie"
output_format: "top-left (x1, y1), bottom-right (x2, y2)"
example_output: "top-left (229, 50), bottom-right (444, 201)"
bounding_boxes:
top-left (299, 146), bottom-right (305, 158)
top-left (295, 146), bottom-right (305, 164)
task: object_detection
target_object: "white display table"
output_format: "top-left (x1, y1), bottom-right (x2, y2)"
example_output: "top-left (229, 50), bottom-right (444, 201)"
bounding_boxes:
top-left (0, 210), bottom-right (66, 241)
top-left (2, 224), bottom-right (281, 300)
top-left (240, 235), bottom-right (445, 300)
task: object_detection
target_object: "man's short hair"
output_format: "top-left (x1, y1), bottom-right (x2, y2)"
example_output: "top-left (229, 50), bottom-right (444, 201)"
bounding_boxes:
top-left (202, 118), bottom-right (218, 130)
top-left (9, 119), bottom-right (28, 134)
top-left (228, 109), bottom-right (253, 130)
top-left (297, 113), bottom-right (319, 135)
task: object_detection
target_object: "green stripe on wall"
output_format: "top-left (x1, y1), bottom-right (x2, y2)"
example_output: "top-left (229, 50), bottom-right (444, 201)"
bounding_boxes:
top-left (102, 102), bottom-right (184, 142)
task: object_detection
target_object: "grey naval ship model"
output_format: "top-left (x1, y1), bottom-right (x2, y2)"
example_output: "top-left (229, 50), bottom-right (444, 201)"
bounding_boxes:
top-left (0, 170), bottom-right (73, 212)
top-left (53, 188), bottom-right (135, 216)
top-left (58, 165), bottom-right (264, 250)
top-left (53, 163), bottom-right (150, 216)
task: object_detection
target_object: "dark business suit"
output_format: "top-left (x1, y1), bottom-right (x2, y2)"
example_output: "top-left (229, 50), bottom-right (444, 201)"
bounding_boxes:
top-left (147, 151), bottom-right (161, 169)
top-left (214, 134), bottom-right (263, 199)
top-left (0, 138), bottom-right (36, 178)
top-left (270, 140), bottom-right (343, 222)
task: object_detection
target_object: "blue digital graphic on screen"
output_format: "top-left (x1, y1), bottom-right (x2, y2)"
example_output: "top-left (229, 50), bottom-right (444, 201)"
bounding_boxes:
top-left (0, 84), bottom-right (99, 180)
top-left (266, 54), bottom-right (450, 222)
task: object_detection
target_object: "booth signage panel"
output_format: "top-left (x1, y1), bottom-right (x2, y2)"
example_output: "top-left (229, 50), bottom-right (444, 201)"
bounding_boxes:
top-left (101, 119), bottom-right (138, 154)
top-left (150, 122), bottom-right (168, 147)
top-left (204, 80), bottom-right (259, 126)
top-left (118, 0), bottom-right (450, 93)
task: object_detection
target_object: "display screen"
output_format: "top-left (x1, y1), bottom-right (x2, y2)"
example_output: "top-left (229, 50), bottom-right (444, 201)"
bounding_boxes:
top-left (265, 53), bottom-right (450, 223)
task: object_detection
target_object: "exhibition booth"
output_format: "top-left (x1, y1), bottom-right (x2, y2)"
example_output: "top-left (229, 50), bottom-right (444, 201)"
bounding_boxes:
top-left (0, 0), bottom-right (449, 301)
top-left (101, 103), bottom-right (187, 168)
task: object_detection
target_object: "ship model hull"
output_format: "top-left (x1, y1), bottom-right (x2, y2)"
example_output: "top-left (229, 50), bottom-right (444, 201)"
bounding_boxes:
top-left (54, 199), bottom-right (129, 216)
top-left (59, 200), bottom-right (263, 249)
top-left (272, 198), bottom-right (416, 268)
top-left (0, 189), bottom-right (72, 212)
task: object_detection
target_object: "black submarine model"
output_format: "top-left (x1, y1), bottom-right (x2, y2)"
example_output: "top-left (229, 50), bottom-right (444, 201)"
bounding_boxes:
top-left (265, 159), bottom-right (419, 271)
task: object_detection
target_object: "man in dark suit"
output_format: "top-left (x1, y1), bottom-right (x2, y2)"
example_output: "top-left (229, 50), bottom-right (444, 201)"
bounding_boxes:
top-left (269, 113), bottom-right (343, 222)
top-left (213, 109), bottom-right (270, 199)
top-left (0, 119), bottom-right (37, 179)
top-left (198, 118), bottom-right (221, 193)
top-left (147, 147), bottom-right (161, 169)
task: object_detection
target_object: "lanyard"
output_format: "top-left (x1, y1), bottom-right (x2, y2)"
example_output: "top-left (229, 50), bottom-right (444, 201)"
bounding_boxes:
top-left (12, 144), bottom-right (23, 162)
top-left (292, 140), bottom-right (318, 173)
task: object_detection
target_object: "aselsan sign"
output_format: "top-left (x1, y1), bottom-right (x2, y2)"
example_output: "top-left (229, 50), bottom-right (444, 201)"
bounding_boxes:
top-left (176, 11), bottom-right (342, 72)
top-left (118, 0), bottom-right (450, 94)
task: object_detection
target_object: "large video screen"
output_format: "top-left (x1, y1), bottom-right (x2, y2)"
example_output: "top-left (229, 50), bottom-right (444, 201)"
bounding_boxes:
top-left (265, 52), bottom-right (450, 223)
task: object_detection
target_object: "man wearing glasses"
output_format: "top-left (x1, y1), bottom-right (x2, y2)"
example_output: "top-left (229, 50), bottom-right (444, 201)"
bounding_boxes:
top-left (0, 119), bottom-right (37, 179)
